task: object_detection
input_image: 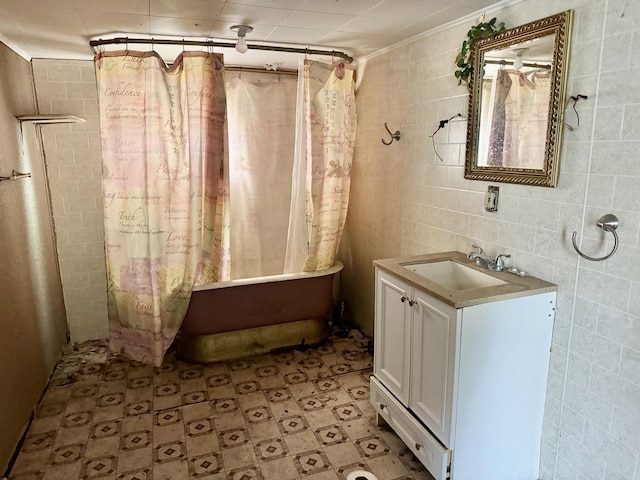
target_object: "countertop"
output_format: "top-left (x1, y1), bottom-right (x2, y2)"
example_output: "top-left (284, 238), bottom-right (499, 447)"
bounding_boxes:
top-left (373, 251), bottom-right (558, 308)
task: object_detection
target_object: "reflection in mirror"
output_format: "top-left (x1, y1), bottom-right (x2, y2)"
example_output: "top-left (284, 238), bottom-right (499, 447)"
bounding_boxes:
top-left (465, 11), bottom-right (573, 187)
top-left (478, 34), bottom-right (555, 169)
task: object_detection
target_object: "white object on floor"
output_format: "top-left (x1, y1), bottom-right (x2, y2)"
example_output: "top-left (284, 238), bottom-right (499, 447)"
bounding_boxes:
top-left (346, 470), bottom-right (378, 480)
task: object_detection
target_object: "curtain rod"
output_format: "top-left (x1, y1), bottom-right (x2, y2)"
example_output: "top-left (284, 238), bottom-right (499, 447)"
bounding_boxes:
top-left (226, 66), bottom-right (298, 76)
top-left (89, 37), bottom-right (354, 63)
top-left (485, 59), bottom-right (551, 70)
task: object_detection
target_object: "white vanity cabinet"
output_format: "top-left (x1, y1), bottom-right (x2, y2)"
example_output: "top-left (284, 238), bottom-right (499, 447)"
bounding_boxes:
top-left (371, 260), bottom-right (556, 480)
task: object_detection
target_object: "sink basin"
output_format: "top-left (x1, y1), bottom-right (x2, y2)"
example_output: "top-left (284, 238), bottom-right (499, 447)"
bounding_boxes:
top-left (402, 260), bottom-right (508, 290)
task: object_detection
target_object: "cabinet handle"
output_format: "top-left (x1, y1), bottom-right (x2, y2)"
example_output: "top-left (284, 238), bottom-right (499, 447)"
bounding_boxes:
top-left (415, 442), bottom-right (423, 451)
top-left (379, 403), bottom-right (386, 410)
top-left (401, 295), bottom-right (416, 306)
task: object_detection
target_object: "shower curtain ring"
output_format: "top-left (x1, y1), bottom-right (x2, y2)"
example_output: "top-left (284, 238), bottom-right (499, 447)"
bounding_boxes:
top-left (381, 123), bottom-right (401, 145)
top-left (571, 214), bottom-right (619, 261)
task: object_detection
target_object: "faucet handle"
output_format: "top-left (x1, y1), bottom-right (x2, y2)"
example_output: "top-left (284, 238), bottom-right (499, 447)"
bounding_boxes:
top-left (468, 244), bottom-right (485, 258)
top-left (494, 254), bottom-right (511, 270)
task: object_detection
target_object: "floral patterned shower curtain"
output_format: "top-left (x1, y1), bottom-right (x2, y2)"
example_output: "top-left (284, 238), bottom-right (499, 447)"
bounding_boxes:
top-left (285, 60), bottom-right (357, 272)
top-left (95, 51), bottom-right (229, 366)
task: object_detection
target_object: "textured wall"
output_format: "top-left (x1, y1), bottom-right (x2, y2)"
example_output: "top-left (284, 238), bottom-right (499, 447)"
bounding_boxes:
top-left (31, 59), bottom-right (108, 343)
top-left (340, 0), bottom-right (640, 478)
top-left (0, 43), bottom-right (67, 472)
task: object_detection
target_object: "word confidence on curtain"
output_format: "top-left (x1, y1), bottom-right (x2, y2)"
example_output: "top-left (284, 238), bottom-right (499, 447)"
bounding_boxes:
top-left (301, 61), bottom-right (357, 271)
top-left (95, 51), bottom-right (229, 366)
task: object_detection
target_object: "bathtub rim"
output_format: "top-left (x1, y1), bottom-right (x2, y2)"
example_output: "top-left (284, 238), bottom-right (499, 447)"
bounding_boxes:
top-left (192, 260), bottom-right (344, 292)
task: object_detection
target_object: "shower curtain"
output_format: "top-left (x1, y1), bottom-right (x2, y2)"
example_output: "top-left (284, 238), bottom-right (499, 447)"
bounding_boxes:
top-left (286, 60), bottom-right (357, 272)
top-left (488, 69), bottom-right (551, 168)
top-left (95, 51), bottom-right (229, 366)
top-left (225, 72), bottom-right (298, 279)
top-left (226, 62), bottom-right (357, 277)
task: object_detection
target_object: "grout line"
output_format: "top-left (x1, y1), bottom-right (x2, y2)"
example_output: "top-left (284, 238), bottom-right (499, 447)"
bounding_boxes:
top-left (552, 0), bottom-right (610, 478)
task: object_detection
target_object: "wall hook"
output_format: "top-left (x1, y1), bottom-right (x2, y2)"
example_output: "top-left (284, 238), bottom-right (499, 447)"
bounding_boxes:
top-left (571, 214), bottom-right (619, 261)
top-left (381, 123), bottom-right (401, 145)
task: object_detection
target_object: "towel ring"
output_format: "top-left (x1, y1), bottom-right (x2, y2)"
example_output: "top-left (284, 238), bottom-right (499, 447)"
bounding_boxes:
top-left (571, 214), bottom-right (619, 262)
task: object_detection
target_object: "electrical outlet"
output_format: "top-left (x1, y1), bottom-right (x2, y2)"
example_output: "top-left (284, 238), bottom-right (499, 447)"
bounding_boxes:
top-left (485, 186), bottom-right (499, 212)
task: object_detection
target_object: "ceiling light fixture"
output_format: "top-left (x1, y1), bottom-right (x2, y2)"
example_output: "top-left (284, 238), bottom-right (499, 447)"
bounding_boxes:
top-left (512, 47), bottom-right (528, 70)
top-left (230, 25), bottom-right (253, 54)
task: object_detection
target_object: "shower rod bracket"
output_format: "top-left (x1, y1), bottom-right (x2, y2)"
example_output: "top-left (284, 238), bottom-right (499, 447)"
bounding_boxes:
top-left (571, 213), bottom-right (619, 261)
top-left (0, 170), bottom-right (31, 182)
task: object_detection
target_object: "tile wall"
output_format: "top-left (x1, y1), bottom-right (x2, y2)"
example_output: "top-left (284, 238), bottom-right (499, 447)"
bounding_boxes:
top-left (0, 42), bottom-right (68, 474)
top-left (31, 59), bottom-right (108, 343)
top-left (340, 0), bottom-right (640, 478)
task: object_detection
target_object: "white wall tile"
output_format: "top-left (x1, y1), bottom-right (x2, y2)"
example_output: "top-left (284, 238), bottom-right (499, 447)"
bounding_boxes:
top-left (604, 245), bottom-right (640, 283)
top-left (565, 380), bottom-right (614, 432)
top-left (587, 175), bottom-right (616, 209)
top-left (566, 352), bottom-right (592, 388)
top-left (590, 365), bottom-right (640, 418)
top-left (612, 176), bottom-right (640, 212)
top-left (628, 283), bottom-right (640, 317)
top-left (600, 33), bottom-right (632, 72)
top-left (456, 190), bottom-right (485, 216)
top-left (536, 229), bottom-right (579, 264)
top-left (604, 465), bottom-right (633, 480)
top-left (554, 455), bottom-right (579, 480)
top-left (50, 98), bottom-right (86, 115)
top-left (591, 141), bottom-right (640, 175)
top-left (570, 325), bottom-right (622, 372)
top-left (517, 198), bottom-right (561, 229)
top-left (632, 31), bottom-right (640, 68)
top-left (611, 407), bottom-right (640, 451)
top-left (33, 59), bottom-right (106, 344)
top-left (593, 106), bottom-right (623, 141)
top-left (605, 0), bottom-right (640, 36)
top-left (583, 421), bottom-right (638, 479)
top-left (597, 306), bottom-right (640, 350)
top-left (561, 406), bottom-right (586, 440)
top-left (558, 431), bottom-right (606, 480)
top-left (621, 105), bottom-right (640, 141)
top-left (573, 296), bottom-right (599, 331)
top-left (619, 347), bottom-right (640, 385)
top-left (577, 269), bottom-right (631, 309)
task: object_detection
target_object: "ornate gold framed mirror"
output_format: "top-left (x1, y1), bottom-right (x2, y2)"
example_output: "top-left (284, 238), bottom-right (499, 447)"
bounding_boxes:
top-left (464, 10), bottom-right (573, 187)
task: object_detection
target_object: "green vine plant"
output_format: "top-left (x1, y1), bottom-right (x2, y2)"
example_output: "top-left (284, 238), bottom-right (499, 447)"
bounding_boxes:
top-left (455, 16), bottom-right (506, 88)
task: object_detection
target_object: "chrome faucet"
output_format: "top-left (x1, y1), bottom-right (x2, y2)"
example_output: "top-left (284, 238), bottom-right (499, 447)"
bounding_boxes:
top-left (467, 244), bottom-right (511, 272)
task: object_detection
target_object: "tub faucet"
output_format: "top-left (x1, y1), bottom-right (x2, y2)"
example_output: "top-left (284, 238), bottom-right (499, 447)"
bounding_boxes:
top-left (467, 244), bottom-right (511, 272)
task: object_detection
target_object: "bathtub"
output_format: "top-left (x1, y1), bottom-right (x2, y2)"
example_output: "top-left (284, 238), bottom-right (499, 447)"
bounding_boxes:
top-left (177, 261), bottom-right (343, 362)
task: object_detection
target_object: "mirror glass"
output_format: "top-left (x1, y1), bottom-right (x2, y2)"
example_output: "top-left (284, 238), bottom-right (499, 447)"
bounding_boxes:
top-left (465, 11), bottom-right (573, 187)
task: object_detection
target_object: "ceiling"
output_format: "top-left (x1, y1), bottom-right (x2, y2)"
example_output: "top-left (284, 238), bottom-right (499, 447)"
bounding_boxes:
top-left (0, 0), bottom-right (502, 70)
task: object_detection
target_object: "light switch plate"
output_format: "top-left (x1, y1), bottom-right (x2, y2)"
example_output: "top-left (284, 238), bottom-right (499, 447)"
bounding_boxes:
top-left (486, 186), bottom-right (499, 212)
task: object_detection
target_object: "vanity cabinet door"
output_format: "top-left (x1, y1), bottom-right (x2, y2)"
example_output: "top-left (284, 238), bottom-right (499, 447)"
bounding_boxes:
top-left (374, 269), bottom-right (412, 405)
top-left (409, 289), bottom-right (458, 447)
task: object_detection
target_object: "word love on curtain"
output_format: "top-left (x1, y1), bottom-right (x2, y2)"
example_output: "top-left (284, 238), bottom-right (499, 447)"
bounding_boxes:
top-left (95, 51), bottom-right (229, 366)
top-left (286, 60), bottom-right (357, 273)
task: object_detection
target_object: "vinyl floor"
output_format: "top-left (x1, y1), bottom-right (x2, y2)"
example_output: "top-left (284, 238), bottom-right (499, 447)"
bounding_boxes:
top-left (8, 330), bottom-right (433, 480)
